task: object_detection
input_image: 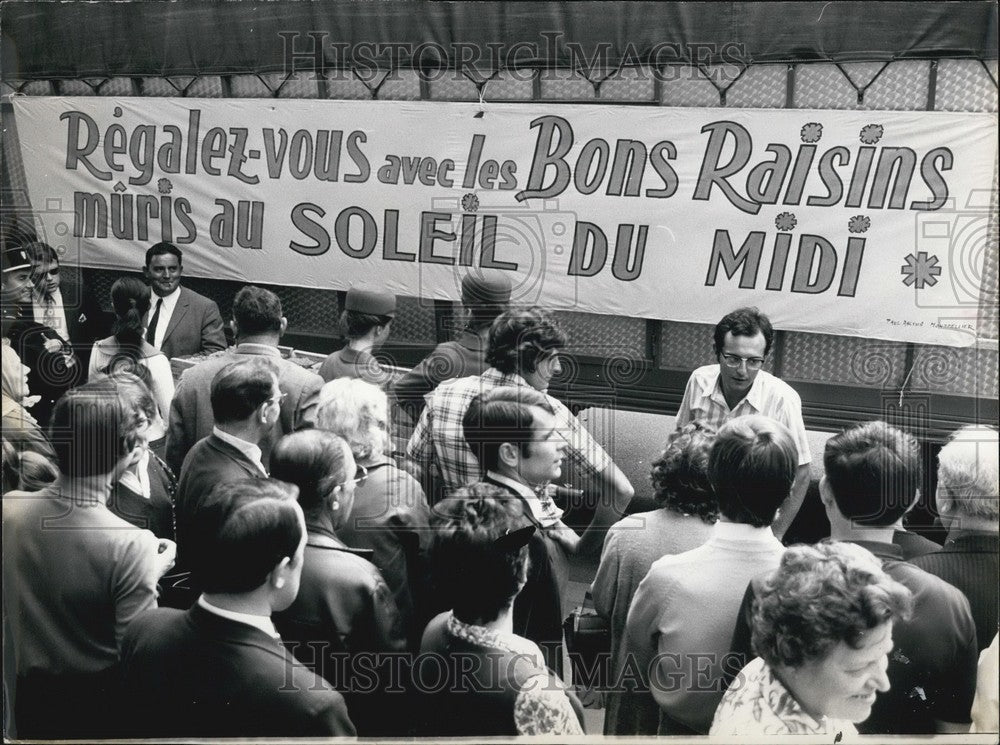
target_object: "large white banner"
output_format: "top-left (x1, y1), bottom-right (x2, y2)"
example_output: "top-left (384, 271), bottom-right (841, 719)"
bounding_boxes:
top-left (13, 97), bottom-right (996, 347)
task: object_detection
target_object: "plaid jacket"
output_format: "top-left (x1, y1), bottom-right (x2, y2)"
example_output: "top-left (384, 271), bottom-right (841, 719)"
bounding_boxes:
top-left (405, 368), bottom-right (611, 492)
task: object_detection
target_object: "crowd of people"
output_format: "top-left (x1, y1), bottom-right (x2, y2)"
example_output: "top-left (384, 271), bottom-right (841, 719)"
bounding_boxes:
top-left (2, 238), bottom-right (997, 738)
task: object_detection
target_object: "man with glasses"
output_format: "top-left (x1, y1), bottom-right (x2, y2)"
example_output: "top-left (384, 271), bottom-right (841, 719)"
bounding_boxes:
top-left (674, 307), bottom-right (810, 537)
top-left (167, 285), bottom-right (323, 473)
top-left (25, 241), bottom-right (104, 358)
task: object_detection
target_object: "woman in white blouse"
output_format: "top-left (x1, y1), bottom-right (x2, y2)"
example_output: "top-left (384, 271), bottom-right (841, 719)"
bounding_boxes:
top-left (89, 277), bottom-right (173, 449)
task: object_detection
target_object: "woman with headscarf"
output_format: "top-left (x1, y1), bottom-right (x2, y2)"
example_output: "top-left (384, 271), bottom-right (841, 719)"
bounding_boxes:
top-left (2, 339), bottom-right (56, 466)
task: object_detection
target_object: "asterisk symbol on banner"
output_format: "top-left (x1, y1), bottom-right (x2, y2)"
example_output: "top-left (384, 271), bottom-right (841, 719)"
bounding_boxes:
top-left (461, 193), bottom-right (480, 212)
top-left (900, 252), bottom-right (942, 289)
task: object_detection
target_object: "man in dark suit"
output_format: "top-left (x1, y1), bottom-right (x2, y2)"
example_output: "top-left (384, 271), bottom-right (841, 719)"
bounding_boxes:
top-left (25, 241), bottom-right (106, 363)
top-left (167, 285), bottom-right (322, 473)
top-left (176, 356), bottom-right (280, 537)
top-left (143, 242), bottom-right (227, 360)
top-left (172, 357), bottom-right (281, 608)
top-left (121, 478), bottom-right (356, 737)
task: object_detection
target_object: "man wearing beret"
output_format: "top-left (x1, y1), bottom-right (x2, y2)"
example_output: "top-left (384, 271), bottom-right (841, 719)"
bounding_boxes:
top-left (317, 286), bottom-right (396, 386)
top-left (393, 271), bottom-right (512, 425)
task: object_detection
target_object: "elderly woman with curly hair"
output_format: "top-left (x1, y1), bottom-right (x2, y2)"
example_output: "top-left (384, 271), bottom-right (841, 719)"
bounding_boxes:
top-left (418, 484), bottom-right (584, 737)
top-left (711, 541), bottom-right (913, 736)
top-left (591, 420), bottom-right (718, 735)
top-left (316, 377), bottom-right (431, 648)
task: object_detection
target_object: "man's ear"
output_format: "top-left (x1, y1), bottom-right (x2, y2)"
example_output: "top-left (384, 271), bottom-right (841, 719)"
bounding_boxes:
top-left (278, 317), bottom-right (288, 337)
top-left (498, 441), bottom-right (519, 469)
top-left (269, 556), bottom-right (292, 590)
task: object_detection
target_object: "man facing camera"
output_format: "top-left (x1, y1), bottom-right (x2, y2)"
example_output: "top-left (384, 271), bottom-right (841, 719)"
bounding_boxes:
top-left (142, 242), bottom-right (227, 359)
top-left (120, 479), bottom-right (356, 738)
top-left (675, 307), bottom-right (811, 538)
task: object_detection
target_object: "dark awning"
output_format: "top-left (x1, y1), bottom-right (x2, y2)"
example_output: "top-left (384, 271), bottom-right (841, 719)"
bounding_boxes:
top-left (2, 1), bottom-right (997, 82)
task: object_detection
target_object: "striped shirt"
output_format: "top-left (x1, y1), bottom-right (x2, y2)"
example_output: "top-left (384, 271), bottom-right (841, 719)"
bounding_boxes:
top-left (406, 368), bottom-right (611, 492)
top-left (675, 365), bottom-right (811, 465)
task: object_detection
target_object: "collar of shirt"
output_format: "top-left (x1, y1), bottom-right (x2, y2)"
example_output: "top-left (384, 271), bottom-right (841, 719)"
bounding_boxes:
top-left (148, 286), bottom-right (181, 349)
top-left (445, 610), bottom-right (545, 669)
top-left (197, 595), bottom-right (280, 639)
top-left (697, 364), bottom-right (766, 413)
top-left (487, 470), bottom-right (561, 528)
top-left (233, 342), bottom-right (281, 358)
top-left (117, 449), bottom-right (151, 498)
top-left (480, 367), bottom-right (532, 388)
top-left (212, 426), bottom-right (268, 475)
top-left (849, 539), bottom-right (904, 561)
top-left (338, 346), bottom-right (374, 364)
top-left (711, 520), bottom-right (784, 547)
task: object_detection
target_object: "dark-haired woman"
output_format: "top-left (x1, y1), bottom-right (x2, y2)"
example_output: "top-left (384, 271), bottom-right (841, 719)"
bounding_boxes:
top-left (96, 373), bottom-right (177, 541)
top-left (591, 420), bottom-right (719, 735)
top-left (89, 277), bottom-right (174, 447)
top-left (417, 484), bottom-right (585, 737)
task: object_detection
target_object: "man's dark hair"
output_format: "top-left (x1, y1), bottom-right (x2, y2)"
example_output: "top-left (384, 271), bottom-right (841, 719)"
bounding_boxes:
top-left (49, 381), bottom-right (143, 478)
top-left (23, 241), bottom-right (59, 266)
top-left (144, 241), bottom-right (183, 267)
top-left (486, 306), bottom-right (567, 375)
top-left (233, 285), bottom-right (283, 336)
top-left (709, 416), bottom-right (797, 528)
top-left (210, 357), bottom-right (279, 425)
top-left (713, 307), bottom-right (774, 356)
top-left (338, 310), bottom-right (392, 340)
top-left (270, 430), bottom-right (351, 521)
top-left (823, 421), bottom-right (921, 527)
top-left (463, 386), bottom-right (554, 474)
top-left (430, 485), bottom-right (531, 624)
top-left (190, 479), bottom-right (302, 594)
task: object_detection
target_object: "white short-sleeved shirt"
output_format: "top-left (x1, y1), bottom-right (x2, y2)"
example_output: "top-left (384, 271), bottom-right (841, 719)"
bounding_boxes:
top-left (675, 365), bottom-right (811, 466)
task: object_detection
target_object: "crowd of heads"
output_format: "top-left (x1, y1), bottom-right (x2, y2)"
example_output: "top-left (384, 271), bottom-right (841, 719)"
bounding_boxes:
top-left (2, 227), bottom-right (997, 740)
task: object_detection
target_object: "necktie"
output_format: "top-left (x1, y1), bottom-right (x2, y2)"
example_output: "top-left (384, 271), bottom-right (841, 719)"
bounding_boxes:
top-left (146, 298), bottom-right (163, 345)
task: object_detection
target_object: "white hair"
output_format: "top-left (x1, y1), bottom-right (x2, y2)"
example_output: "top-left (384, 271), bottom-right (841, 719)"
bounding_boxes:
top-left (936, 425), bottom-right (999, 520)
top-left (315, 377), bottom-right (389, 461)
